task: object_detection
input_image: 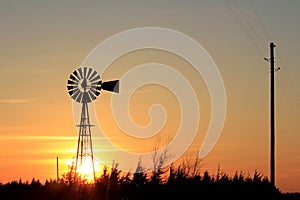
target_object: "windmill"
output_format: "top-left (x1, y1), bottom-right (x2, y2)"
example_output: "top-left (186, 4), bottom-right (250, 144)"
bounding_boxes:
top-left (67, 66), bottom-right (119, 181)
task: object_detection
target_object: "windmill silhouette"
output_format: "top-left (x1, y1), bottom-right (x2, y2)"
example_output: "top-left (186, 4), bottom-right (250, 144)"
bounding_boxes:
top-left (67, 66), bottom-right (119, 181)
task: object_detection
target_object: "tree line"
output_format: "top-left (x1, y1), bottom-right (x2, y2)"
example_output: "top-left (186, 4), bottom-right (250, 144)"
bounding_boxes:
top-left (0, 160), bottom-right (287, 200)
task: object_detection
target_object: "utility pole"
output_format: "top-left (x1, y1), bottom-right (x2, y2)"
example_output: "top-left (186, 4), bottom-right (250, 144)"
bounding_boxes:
top-left (57, 156), bottom-right (59, 182)
top-left (270, 42), bottom-right (276, 186)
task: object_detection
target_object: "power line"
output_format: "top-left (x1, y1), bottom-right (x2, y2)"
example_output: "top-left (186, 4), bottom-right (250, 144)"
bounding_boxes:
top-left (226, 0), bottom-right (300, 117)
top-left (225, 0), bottom-right (266, 57)
top-left (247, 0), bottom-right (272, 41)
top-left (244, 0), bottom-right (300, 116)
top-left (276, 53), bottom-right (299, 98)
top-left (234, 0), bottom-right (266, 51)
top-left (277, 80), bottom-right (300, 116)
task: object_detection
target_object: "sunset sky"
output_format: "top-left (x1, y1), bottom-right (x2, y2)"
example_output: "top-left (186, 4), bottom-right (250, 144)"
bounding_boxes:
top-left (0, 0), bottom-right (299, 192)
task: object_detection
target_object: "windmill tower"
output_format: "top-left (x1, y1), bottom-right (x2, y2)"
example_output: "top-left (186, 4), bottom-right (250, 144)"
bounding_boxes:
top-left (67, 66), bottom-right (119, 181)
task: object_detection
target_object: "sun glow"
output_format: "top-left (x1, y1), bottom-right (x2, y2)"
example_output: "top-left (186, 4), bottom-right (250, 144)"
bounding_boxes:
top-left (77, 157), bottom-right (96, 182)
top-left (66, 157), bottom-right (102, 183)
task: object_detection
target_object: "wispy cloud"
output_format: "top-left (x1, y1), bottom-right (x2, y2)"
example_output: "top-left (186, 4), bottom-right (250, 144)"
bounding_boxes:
top-left (0, 135), bottom-right (105, 141)
top-left (0, 98), bottom-right (38, 103)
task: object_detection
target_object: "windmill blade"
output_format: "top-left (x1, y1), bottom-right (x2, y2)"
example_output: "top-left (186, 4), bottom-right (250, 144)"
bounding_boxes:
top-left (91, 78), bottom-right (102, 84)
top-left (76, 92), bottom-right (83, 103)
top-left (89, 87), bottom-right (101, 97)
top-left (70, 74), bottom-right (80, 83)
top-left (72, 70), bottom-right (81, 81)
top-left (82, 92), bottom-right (92, 103)
top-left (71, 89), bottom-right (80, 101)
top-left (102, 80), bottom-right (119, 93)
top-left (83, 67), bottom-right (88, 78)
top-left (90, 85), bottom-right (101, 94)
top-left (87, 92), bottom-right (95, 102)
top-left (90, 75), bottom-right (100, 83)
top-left (69, 87), bottom-right (80, 96)
top-left (90, 80), bottom-right (102, 88)
top-left (86, 67), bottom-right (93, 79)
top-left (67, 85), bottom-right (77, 92)
top-left (78, 68), bottom-right (83, 79)
top-left (88, 90), bottom-right (97, 100)
top-left (90, 83), bottom-right (101, 92)
top-left (68, 88), bottom-right (75, 96)
top-left (95, 90), bottom-right (100, 96)
top-left (68, 79), bottom-right (77, 85)
top-left (89, 70), bottom-right (97, 81)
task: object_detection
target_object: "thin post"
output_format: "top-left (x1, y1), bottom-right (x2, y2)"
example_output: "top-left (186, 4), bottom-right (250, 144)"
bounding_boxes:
top-left (56, 156), bottom-right (59, 182)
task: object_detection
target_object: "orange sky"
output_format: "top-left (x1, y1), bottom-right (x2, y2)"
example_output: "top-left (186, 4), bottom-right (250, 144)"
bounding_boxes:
top-left (0, 0), bottom-right (299, 193)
